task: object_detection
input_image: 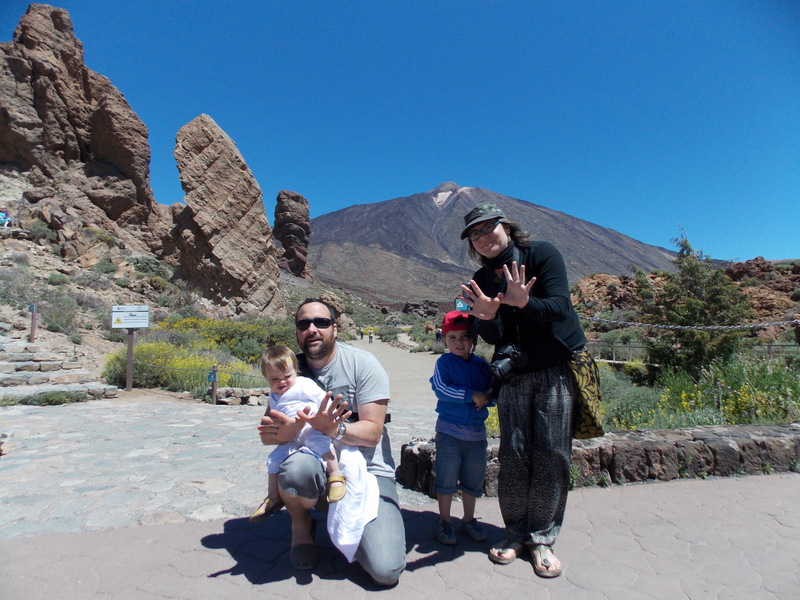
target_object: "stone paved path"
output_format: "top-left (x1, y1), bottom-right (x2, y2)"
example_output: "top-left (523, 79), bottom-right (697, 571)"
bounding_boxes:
top-left (1, 336), bottom-right (799, 599)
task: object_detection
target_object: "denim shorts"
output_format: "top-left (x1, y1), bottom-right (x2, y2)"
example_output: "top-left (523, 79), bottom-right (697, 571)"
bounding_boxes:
top-left (434, 432), bottom-right (488, 497)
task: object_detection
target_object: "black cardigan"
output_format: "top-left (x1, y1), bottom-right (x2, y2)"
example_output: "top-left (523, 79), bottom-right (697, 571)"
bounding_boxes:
top-left (472, 241), bottom-right (586, 371)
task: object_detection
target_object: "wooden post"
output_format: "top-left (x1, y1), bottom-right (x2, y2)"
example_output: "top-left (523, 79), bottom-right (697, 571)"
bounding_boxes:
top-left (29, 304), bottom-right (36, 343)
top-left (126, 328), bottom-right (135, 392)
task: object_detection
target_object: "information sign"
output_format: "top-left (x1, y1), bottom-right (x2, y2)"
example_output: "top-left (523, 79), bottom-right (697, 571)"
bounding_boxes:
top-left (111, 305), bottom-right (150, 329)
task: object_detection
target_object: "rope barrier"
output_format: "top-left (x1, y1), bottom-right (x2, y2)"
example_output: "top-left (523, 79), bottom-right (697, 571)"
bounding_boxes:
top-left (133, 360), bottom-right (267, 383)
top-left (580, 316), bottom-right (800, 332)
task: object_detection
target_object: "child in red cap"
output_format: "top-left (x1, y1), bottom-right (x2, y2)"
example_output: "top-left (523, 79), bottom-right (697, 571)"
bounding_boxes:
top-left (429, 310), bottom-right (494, 545)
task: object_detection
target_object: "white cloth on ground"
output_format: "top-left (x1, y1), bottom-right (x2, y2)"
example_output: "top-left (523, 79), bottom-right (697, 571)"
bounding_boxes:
top-left (326, 445), bottom-right (379, 562)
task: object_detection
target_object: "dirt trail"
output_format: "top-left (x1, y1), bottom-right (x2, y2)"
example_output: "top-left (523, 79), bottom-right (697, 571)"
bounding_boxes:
top-left (347, 335), bottom-right (439, 457)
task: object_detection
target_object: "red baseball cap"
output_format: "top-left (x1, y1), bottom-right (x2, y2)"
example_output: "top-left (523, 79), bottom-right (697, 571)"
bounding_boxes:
top-left (441, 310), bottom-right (469, 338)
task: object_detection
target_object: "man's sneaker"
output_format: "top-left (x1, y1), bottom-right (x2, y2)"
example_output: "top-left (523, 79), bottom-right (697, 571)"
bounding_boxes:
top-left (436, 519), bottom-right (457, 545)
top-left (462, 518), bottom-right (488, 542)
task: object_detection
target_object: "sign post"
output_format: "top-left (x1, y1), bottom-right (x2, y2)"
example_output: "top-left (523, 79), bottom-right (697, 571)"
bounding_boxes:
top-left (208, 366), bottom-right (218, 404)
top-left (112, 306), bottom-right (150, 392)
top-left (29, 304), bottom-right (36, 343)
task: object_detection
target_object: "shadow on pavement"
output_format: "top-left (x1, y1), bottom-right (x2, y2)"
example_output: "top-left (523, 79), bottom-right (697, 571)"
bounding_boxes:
top-left (201, 507), bottom-right (506, 586)
top-left (402, 507), bottom-right (507, 572)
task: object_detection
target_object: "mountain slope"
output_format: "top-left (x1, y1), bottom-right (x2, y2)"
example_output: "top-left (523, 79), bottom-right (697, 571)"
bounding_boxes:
top-left (308, 182), bottom-right (676, 303)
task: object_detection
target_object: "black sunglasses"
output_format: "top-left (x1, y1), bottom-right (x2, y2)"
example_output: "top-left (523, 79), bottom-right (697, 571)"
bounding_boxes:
top-left (296, 317), bottom-right (334, 331)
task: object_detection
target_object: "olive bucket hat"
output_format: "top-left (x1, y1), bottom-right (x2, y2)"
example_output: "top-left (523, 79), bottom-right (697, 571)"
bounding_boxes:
top-left (460, 202), bottom-right (509, 239)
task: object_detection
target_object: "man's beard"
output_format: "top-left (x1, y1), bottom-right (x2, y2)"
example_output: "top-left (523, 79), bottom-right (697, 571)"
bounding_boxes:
top-left (302, 336), bottom-right (333, 360)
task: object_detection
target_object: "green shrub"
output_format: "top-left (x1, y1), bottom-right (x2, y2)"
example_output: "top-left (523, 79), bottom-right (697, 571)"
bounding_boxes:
top-left (27, 219), bottom-right (57, 243)
top-left (40, 288), bottom-right (79, 334)
top-left (377, 325), bottom-right (400, 342)
top-left (621, 360), bottom-right (649, 385)
top-left (69, 289), bottom-right (105, 310)
top-left (105, 330), bottom-right (126, 342)
top-left (88, 227), bottom-right (117, 246)
top-left (147, 276), bottom-right (171, 291)
top-left (102, 340), bottom-right (253, 393)
top-left (130, 256), bottom-right (171, 279)
top-left (230, 337), bottom-right (265, 364)
top-left (1, 391), bottom-right (89, 406)
top-left (90, 260), bottom-right (118, 275)
top-left (658, 356), bottom-right (800, 425)
top-left (600, 368), bottom-right (665, 430)
top-left (600, 354), bottom-right (800, 431)
top-left (11, 252), bottom-right (30, 266)
top-left (486, 406), bottom-right (499, 438)
top-left (158, 315), bottom-right (298, 359)
top-left (74, 270), bottom-right (111, 290)
top-left (0, 267), bottom-right (34, 304)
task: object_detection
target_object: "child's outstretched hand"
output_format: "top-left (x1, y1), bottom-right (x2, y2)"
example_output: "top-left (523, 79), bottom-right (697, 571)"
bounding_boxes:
top-left (472, 389), bottom-right (492, 410)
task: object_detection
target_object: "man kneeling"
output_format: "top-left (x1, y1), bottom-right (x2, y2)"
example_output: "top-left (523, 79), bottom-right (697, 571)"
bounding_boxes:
top-left (257, 298), bottom-right (406, 586)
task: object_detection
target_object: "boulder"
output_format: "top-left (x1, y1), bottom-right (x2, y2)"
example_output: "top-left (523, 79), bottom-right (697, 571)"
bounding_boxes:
top-left (402, 300), bottom-right (439, 319)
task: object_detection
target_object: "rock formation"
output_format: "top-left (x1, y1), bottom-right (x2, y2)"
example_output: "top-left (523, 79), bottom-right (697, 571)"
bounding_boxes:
top-left (0, 7), bottom-right (285, 317)
top-left (273, 190), bottom-right (313, 280)
top-left (0, 4), bottom-right (170, 258)
top-left (402, 300), bottom-right (440, 320)
top-left (171, 114), bottom-right (284, 317)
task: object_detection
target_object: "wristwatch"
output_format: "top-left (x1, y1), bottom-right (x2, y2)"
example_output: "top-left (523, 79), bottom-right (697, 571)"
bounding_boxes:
top-left (334, 422), bottom-right (347, 441)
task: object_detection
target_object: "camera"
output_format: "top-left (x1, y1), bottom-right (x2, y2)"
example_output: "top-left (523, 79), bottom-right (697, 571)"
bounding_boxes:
top-left (491, 343), bottom-right (529, 380)
top-left (454, 282), bottom-right (473, 312)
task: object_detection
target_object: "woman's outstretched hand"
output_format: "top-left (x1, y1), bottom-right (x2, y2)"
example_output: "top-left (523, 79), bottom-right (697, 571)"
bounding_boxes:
top-left (499, 261), bottom-right (536, 309)
top-left (461, 262), bottom-right (536, 317)
top-left (461, 280), bottom-right (501, 320)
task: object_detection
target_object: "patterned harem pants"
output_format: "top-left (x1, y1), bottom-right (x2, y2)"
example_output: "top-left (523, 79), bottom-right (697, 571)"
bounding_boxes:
top-left (496, 361), bottom-right (575, 547)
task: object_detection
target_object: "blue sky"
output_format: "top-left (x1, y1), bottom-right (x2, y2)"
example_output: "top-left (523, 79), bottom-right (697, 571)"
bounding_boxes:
top-left (2, 1), bottom-right (798, 261)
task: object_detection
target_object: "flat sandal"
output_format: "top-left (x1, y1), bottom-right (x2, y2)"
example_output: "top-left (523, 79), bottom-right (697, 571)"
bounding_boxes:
top-left (531, 544), bottom-right (563, 578)
top-left (488, 539), bottom-right (525, 565)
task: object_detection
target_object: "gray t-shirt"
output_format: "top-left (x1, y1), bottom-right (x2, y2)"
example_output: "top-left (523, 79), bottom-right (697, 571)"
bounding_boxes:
top-left (309, 342), bottom-right (395, 479)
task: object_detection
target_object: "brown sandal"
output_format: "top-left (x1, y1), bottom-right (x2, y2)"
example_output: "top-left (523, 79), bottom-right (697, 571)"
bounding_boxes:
top-left (488, 539), bottom-right (525, 565)
top-left (327, 474), bottom-right (347, 503)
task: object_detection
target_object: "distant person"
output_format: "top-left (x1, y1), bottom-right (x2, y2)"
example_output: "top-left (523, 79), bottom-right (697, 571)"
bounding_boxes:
top-left (368, 329), bottom-right (374, 343)
top-left (257, 299), bottom-right (405, 585)
top-left (250, 346), bottom-right (346, 523)
top-left (435, 328), bottom-right (442, 343)
top-left (429, 310), bottom-right (494, 545)
top-left (0, 205), bottom-right (10, 228)
top-left (359, 327), bottom-right (364, 340)
top-left (459, 202), bottom-right (586, 578)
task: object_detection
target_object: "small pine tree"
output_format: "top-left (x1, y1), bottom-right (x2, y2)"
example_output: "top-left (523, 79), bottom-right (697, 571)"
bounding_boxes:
top-left (634, 234), bottom-right (754, 378)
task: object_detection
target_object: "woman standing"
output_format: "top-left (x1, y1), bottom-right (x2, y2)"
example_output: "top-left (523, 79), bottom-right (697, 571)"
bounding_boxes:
top-left (458, 202), bottom-right (586, 578)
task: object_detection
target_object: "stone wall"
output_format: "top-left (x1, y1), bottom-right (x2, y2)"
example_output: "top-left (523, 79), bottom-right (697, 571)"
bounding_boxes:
top-left (214, 387), bottom-right (270, 406)
top-left (214, 385), bottom-right (800, 495)
top-left (398, 423), bottom-right (800, 498)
